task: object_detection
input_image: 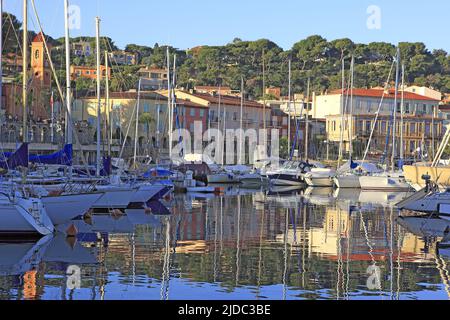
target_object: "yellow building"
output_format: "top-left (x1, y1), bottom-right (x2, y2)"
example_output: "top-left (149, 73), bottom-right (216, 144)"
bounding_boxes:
top-left (326, 113), bottom-right (445, 157)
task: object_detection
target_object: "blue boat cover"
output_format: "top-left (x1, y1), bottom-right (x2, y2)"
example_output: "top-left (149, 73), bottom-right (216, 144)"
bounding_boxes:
top-left (0, 143), bottom-right (29, 169)
top-left (29, 144), bottom-right (73, 166)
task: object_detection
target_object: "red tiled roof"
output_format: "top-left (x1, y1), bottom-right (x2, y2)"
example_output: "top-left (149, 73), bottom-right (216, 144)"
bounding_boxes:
top-left (192, 92), bottom-right (266, 109)
top-left (33, 32), bottom-right (45, 43)
top-left (328, 88), bottom-right (439, 102)
top-left (195, 86), bottom-right (232, 91)
top-left (176, 98), bottom-right (207, 109)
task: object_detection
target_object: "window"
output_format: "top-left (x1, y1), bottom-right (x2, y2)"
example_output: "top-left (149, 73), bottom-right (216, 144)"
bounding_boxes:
top-left (396, 102), bottom-right (401, 113)
top-left (86, 71), bottom-right (90, 75)
top-left (381, 121), bottom-right (386, 133)
top-left (199, 110), bottom-right (204, 117)
top-left (410, 123), bottom-right (416, 134)
top-left (233, 112), bottom-right (238, 121)
top-left (405, 103), bottom-right (410, 113)
top-left (143, 103), bottom-right (150, 113)
top-left (190, 108), bottom-right (196, 117)
top-left (423, 104), bottom-right (427, 113)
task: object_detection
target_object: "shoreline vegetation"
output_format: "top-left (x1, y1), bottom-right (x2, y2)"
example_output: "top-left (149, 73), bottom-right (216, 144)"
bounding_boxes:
top-left (2, 12), bottom-right (449, 99)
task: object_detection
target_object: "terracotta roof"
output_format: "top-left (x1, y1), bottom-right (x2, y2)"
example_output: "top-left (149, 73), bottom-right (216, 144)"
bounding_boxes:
top-left (176, 98), bottom-right (207, 109)
top-left (32, 32), bottom-right (45, 43)
top-left (328, 88), bottom-right (439, 102)
top-left (195, 86), bottom-right (232, 91)
top-left (83, 91), bottom-right (166, 100)
top-left (191, 92), bottom-right (266, 109)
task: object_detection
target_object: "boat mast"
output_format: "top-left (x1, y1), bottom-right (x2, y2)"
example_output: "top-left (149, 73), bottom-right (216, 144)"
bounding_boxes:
top-left (217, 85), bottom-right (222, 164)
top-left (349, 56), bottom-right (354, 159)
top-left (95, 17), bottom-right (101, 176)
top-left (391, 47), bottom-right (400, 172)
top-left (287, 59), bottom-right (291, 157)
top-left (133, 78), bottom-right (142, 166)
top-left (105, 50), bottom-right (111, 156)
top-left (22, 0), bottom-right (28, 143)
top-left (400, 63), bottom-right (405, 163)
top-left (239, 76), bottom-right (244, 165)
top-left (338, 58), bottom-right (345, 168)
top-left (305, 77), bottom-right (310, 161)
top-left (166, 47), bottom-right (172, 159)
top-left (0, 0), bottom-right (3, 113)
top-left (172, 53), bottom-right (177, 156)
top-left (64, 0), bottom-right (72, 147)
top-left (262, 49), bottom-right (267, 156)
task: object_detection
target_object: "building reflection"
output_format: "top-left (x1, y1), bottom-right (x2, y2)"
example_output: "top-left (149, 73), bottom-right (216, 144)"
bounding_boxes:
top-left (0, 191), bottom-right (449, 300)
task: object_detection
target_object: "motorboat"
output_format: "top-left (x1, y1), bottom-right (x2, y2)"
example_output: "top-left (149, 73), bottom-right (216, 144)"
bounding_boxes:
top-left (267, 161), bottom-right (310, 186)
top-left (303, 168), bottom-right (335, 187)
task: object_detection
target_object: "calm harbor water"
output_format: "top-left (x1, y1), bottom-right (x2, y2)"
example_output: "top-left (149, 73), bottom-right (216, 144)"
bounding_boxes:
top-left (1, 186), bottom-right (450, 300)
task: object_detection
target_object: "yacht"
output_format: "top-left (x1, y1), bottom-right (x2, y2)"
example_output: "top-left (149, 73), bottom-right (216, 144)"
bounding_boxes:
top-left (267, 161), bottom-right (311, 186)
top-left (303, 162), bottom-right (335, 187)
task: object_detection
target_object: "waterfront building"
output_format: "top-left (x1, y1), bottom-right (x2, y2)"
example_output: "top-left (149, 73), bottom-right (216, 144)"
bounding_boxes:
top-left (74, 91), bottom-right (208, 161)
top-left (326, 113), bottom-right (445, 158)
top-left (70, 65), bottom-right (111, 81)
top-left (312, 88), bottom-right (440, 120)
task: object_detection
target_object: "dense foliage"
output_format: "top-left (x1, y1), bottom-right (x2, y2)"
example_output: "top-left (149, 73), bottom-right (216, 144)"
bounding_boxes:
top-left (2, 12), bottom-right (449, 98)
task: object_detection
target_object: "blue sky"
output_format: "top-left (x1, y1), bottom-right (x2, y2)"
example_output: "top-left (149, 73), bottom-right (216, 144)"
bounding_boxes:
top-left (5, 0), bottom-right (450, 52)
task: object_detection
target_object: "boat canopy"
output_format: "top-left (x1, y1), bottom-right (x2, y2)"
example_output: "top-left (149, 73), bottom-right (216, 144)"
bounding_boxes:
top-left (0, 143), bottom-right (29, 169)
top-left (337, 160), bottom-right (382, 174)
top-left (29, 144), bottom-right (73, 166)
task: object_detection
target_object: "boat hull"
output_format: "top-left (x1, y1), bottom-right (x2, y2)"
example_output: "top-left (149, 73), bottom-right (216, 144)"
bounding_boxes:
top-left (359, 175), bottom-right (411, 191)
top-left (92, 188), bottom-right (136, 209)
top-left (268, 174), bottom-right (304, 186)
top-left (304, 175), bottom-right (334, 187)
top-left (41, 192), bottom-right (103, 225)
top-left (0, 197), bottom-right (54, 236)
top-left (334, 175), bottom-right (361, 188)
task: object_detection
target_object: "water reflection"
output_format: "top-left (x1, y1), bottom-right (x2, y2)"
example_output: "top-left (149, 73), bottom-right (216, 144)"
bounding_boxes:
top-left (1, 189), bottom-right (450, 300)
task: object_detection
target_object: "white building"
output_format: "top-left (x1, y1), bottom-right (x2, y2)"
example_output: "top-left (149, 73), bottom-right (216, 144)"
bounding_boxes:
top-left (404, 86), bottom-right (442, 102)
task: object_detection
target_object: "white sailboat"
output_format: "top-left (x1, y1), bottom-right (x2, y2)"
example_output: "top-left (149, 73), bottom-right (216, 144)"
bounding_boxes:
top-left (334, 56), bottom-right (361, 188)
top-left (0, 192), bottom-right (54, 236)
top-left (359, 48), bottom-right (410, 192)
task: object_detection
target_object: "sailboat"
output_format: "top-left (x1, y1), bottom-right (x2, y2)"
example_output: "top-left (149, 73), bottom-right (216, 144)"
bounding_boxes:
top-left (334, 56), bottom-right (362, 188)
top-left (359, 48), bottom-right (411, 192)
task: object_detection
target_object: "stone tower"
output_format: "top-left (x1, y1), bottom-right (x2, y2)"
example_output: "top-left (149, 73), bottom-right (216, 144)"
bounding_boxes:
top-left (31, 32), bottom-right (52, 88)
